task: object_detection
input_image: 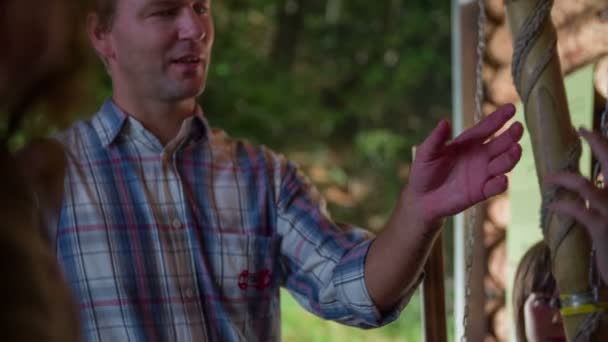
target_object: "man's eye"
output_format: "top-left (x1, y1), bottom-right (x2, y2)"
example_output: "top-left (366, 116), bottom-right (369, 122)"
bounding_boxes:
top-left (153, 8), bottom-right (179, 17)
top-left (193, 4), bottom-right (209, 15)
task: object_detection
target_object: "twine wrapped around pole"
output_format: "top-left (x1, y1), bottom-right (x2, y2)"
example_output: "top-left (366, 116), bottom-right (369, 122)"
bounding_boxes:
top-left (505, 0), bottom-right (608, 340)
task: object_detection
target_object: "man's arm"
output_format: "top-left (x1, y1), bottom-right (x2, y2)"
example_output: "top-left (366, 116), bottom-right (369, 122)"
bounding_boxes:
top-left (365, 104), bottom-right (524, 311)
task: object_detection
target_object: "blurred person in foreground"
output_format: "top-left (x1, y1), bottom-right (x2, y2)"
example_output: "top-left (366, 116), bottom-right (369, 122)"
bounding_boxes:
top-left (512, 241), bottom-right (566, 342)
top-left (30, 0), bottom-right (524, 340)
top-left (0, 0), bottom-right (89, 341)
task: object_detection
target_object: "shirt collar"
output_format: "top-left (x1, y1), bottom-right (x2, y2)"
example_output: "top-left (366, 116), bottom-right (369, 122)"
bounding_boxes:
top-left (93, 99), bottom-right (128, 148)
top-left (92, 98), bottom-right (211, 148)
top-left (189, 106), bottom-right (212, 143)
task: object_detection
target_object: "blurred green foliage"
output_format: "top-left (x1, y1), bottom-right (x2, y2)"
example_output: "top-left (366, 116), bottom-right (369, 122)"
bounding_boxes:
top-left (203, 0), bottom-right (452, 229)
top-left (282, 285), bottom-right (455, 342)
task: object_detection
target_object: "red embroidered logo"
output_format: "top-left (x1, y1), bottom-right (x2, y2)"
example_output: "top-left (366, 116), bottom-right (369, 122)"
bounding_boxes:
top-left (238, 269), bottom-right (271, 290)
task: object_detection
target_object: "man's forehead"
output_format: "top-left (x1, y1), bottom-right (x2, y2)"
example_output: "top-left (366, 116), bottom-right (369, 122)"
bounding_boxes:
top-left (132, 0), bottom-right (209, 6)
top-left (115, 0), bottom-right (209, 14)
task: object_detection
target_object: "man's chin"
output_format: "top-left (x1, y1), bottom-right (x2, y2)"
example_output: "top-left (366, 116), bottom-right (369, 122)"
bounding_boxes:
top-left (166, 83), bottom-right (205, 101)
top-left (183, 77), bottom-right (206, 95)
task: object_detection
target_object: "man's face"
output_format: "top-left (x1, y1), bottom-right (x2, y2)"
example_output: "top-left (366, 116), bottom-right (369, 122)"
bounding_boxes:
top-left (102, 0), bottom-right (214, 102)
top-left (523, 292), bottom-right (566, 342)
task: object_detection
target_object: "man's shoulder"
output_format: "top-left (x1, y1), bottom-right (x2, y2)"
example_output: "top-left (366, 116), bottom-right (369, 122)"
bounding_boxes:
top-left (206, 127), bottom-right (288, 167)
top-left (55, 118), bottom-right (95, 144)
top-left (52, 111), bottom-right (116, 167)
top-left (54, 118), bottom-right (99, 155)
top-left (55, 100), bottom-right (122, 153)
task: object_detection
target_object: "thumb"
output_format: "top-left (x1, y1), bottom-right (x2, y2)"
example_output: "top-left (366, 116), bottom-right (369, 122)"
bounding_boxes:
top-left (417, 120), bottom-right (452, 161)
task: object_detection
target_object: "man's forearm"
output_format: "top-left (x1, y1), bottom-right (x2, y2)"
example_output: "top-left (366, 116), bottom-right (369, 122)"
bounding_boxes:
top-left (363, 210), bottom-right (442, 313)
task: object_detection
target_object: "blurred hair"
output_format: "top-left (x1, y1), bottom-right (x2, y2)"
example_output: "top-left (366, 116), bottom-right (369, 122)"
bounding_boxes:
top-left (92, 0), bottom-right (118, 31)
top-left (0, 2), bottom-right (89, 340)
top-left (512, 241), bottom-right (557, 342)
top-left (0, 0), bottom-right (94, 144)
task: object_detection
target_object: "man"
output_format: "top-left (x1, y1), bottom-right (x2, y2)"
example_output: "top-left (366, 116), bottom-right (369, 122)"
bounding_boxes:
top-left (53, 0), bottom-right (524, 340)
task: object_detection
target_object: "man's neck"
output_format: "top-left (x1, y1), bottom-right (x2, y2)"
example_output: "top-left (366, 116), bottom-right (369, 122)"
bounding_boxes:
top-left (112, 95), bottom-right (198, 146)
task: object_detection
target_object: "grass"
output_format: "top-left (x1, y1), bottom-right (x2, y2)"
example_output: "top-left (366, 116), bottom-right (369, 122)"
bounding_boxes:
top-left (281, 288), bottom-right (455, 341)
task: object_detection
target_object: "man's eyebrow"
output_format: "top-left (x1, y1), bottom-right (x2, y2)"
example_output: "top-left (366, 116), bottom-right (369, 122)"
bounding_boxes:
top-left (144, 0), bottom-right (182, 9)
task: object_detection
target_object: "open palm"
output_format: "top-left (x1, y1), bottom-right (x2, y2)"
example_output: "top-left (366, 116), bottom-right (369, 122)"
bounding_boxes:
top-left (406, 104), bottom-right (523, 224)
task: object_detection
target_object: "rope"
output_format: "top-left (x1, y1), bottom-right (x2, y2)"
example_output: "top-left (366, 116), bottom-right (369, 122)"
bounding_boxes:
top-left (473, 0), bottom-right (486, 123)
top-left (461, 206), bottom-right (478, 342)
top-left (540, 142), bottom-right (581, 257)
top-left (511, 0), bottom-right (554, 105)
top-left (575, 311), bottom-right (605, 342)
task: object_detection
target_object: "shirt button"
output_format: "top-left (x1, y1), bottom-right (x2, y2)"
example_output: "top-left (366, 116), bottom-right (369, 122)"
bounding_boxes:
top-left (172, 219), bottom-right (183, 229)
top-left (185, 288), bottom-right (194, 298)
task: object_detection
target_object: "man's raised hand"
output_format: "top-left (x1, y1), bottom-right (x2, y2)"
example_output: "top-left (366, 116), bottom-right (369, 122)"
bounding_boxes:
top-left (403, 104), bottom-right (524, 226)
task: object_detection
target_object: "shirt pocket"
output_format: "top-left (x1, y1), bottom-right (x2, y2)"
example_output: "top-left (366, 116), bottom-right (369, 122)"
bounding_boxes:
top-left (204, 233), bottom-right (282, 317)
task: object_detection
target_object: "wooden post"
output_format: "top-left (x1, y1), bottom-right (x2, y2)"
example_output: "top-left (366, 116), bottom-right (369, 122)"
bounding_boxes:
top-left (421, 231), bottom-right (448, 342)
top-left (506, 0), bottom-right (608, 340)
top-left (451, 1), bottom-right (488, 340)
top-left (418, 141), bottom-right (448, 342)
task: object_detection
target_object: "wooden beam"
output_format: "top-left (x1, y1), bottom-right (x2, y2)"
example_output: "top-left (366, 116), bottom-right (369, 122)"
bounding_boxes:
top-left (421, 229), bottom-right (448, 342)
top-left (452, 1), bottom-right (488, 340)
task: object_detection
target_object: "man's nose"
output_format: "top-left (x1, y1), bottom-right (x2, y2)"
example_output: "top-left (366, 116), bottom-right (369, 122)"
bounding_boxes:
top-left (178, 8), bottom-right (206, 41)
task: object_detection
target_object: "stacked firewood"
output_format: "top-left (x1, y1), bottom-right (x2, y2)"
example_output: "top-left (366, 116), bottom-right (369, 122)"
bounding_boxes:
top-left (482, 193), bottom-right (509, 341)
top-left (483, 0), bottom-right (608, 112)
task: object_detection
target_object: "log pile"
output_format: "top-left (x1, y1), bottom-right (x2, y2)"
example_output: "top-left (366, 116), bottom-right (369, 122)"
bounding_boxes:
top-left (484, 0), bottom-right (608, 111)
top-left (483, 194), bottom-right (509, 342)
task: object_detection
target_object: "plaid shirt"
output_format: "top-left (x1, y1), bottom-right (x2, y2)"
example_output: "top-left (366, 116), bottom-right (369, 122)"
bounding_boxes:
top-left (53, 100), bottom-right (412, 341)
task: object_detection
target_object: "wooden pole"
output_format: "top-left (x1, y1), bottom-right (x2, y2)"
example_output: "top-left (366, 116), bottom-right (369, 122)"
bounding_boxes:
top-left (451, 1), bottom-right (488, 340)
top-left (505, 0), bottom-right (608, 340)
top-left (421, 229), bottom-right (448, 342)
top-left (413, 144), bottom-right (448, 342)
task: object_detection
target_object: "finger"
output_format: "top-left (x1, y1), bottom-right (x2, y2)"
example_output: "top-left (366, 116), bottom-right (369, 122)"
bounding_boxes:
top-left (452, 104), bottom-right (516, 144)
top-left (547, 200), bottom-right (603, 236)
top-left (546, 173), bottom-right (608, 218)
top-left (487, 144), bottom-right (522, 176)
top-left (580, 128), bottom-right (608, 175)
top-left (483, 175), bottom-right (509, 199)
top-left (416, 120), bottom-right (452, 160)
top-left (486, 121), bottom-right (524, 158)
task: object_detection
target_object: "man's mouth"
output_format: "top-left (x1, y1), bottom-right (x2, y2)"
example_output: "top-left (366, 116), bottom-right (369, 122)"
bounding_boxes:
top-left (172, 56), bottom-right (202, 65)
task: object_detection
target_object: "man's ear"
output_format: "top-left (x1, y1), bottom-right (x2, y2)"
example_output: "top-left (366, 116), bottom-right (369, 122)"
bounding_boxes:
top-left (86, 13), bottom-right (114, 67)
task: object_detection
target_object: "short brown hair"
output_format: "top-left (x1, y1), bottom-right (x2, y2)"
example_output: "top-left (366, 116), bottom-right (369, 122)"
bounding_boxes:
top-left (93, 0), bottom-right (117, 31)
top-left (512, 241), bottom-right (556, 342)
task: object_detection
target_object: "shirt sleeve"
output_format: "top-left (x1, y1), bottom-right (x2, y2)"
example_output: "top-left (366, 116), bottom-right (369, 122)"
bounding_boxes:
top-left (274, 157), bottom-right (422, 328)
